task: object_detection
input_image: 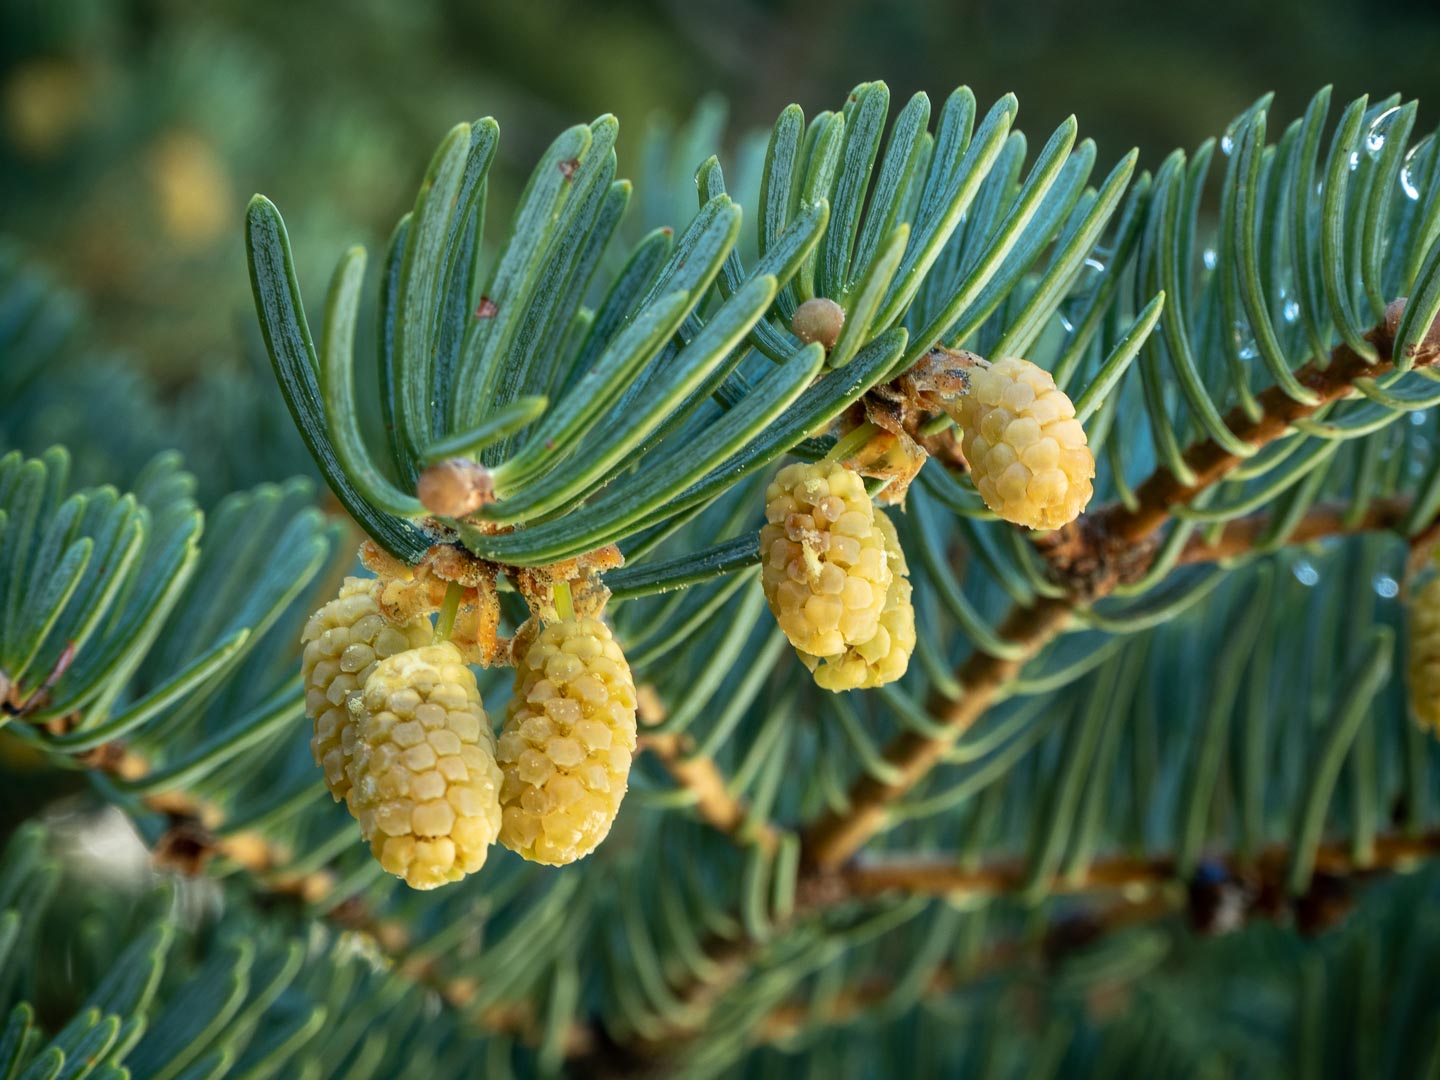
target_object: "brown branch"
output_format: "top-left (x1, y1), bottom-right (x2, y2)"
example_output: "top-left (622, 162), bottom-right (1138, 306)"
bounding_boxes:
top-left (758, 828), bottom-right (1440, 1048)
top-left (640, 823), bottom-right (1440, 1063)
top-left (842, 851), bottom-right (1168, 900)
top-left (62, 736), bottom-right (576, 1049)
top-left (1176, 492), bottom-right (1440, 571)
top-left (802, 596), bottom-right (1074, 870)
top-left (801, 491), bottom-right (1428, 873)
top-left (840, 827), bottom-right (1440, 900)
top-left (1174, 495), bottom-right (1417, 565)
top-left (1095, 337), bottom-right (1391, 545)
top-left (642, 733), bottom-right (781, 854)
top-left (1127, 297), bottom-right (1440, 551)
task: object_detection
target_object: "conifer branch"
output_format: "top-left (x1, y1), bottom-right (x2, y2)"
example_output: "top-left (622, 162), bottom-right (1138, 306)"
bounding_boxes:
top-left (76, 738), bottom-right (334, 897)
top-left (77, 740), bottom-right (578, 1049)
top-left (802, 597), bottom-right (1074, 870)
top-left (801, 310), bottom-right (1435, 873)
top-left (615, 826), bottom-right (1440, 1068)
top-left (1090, 331), bottom-right (1407, 547)
top-left (753, 829), bottom-right (1440, 1049)
top-left (330, 895), bottom-right (601, 1055)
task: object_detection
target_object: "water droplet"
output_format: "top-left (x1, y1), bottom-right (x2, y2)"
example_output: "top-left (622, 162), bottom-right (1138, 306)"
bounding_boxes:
top-left (1283, 299), bottom-right (1301, 324)
top-left (1401, 145), bottom-right (1422, 200)
top-left (1084, 256), bottom-right (1106, 274)
top-left (1203, 248), bottom-right (1218, 270)
top-left (1232, 321), bottom-right (1258, 361)
top-left (1373, 574), bottom-right (1399, 599)
top-left (1365, 105), bottom-right (1401, 156)
top-left (1220, 133), bottom-right (1235, 156)
top-left (1348, 150), bottom-right (1361, 171)
top-left (1058, 311), bottom-right (1075, 334)
top-left (1293, 560), bottom-right (1319, 587)
top-left (1411, 411), bottom-right (1428, 427)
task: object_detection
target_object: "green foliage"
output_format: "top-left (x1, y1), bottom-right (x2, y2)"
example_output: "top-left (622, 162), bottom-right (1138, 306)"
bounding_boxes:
top-left (0, 448), bottom-right (339, 833)
top-left (246, 83), bottom-right (1166, 573)
top-left (0, 823), bottom-right (535, 1080)
top-left (740, 866), bottom-right (1440, 1077)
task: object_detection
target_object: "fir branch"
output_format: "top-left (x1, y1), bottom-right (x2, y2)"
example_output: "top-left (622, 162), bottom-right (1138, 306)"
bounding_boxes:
top-left (803, 596), bottom-right (1074, 870)
top-left (76, 741), bottom-right (577, 1051)
top-left (752, 829), bottom-right (1440, 1050)
top-left (67, 717), bottom-right (348, 905)
top-left (601, 820), bottom-right (1440, 1071)
top-left (339, 913), bottom-right (597, 1056)
top-left (803, 311), bottom-right (1434, 873)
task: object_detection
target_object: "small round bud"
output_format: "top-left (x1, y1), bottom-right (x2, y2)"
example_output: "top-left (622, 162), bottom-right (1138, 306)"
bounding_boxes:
top-left (417, 459), bottom-right (494, 518)
top-left (792, 298), bottom-right (846, 350)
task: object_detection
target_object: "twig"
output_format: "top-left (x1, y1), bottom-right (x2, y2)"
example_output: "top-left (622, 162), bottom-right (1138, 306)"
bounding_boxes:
top-left (754, 892), bottom-right (1171, 1045)
top-left (68, 740), bottom-right (569, 1048)
top-left (1093, 334), bottom-right (1400, 546)
top-left (840, 827), bottom-right (1440, 900)
top-left (1174, 495), bottom-right (1419, 565)
top-left (671, 827), bottom-right (1440, 1058)
top-left (642, 733), bottom-right (781, 854)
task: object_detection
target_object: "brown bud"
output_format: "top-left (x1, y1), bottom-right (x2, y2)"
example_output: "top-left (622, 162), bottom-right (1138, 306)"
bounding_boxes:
top-left (1383, 297), bottom-right (1440, 362)
top-left (152, 819), bottom-right (216, 875)
top-left (792, 297), bottom-right (846, 350)
top-left (416, 458), bottom-right (494, 518)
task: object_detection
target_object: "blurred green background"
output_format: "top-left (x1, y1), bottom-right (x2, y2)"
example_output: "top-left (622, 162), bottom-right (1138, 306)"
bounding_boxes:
top-left (1, 0), bottom-right (1436, 461)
